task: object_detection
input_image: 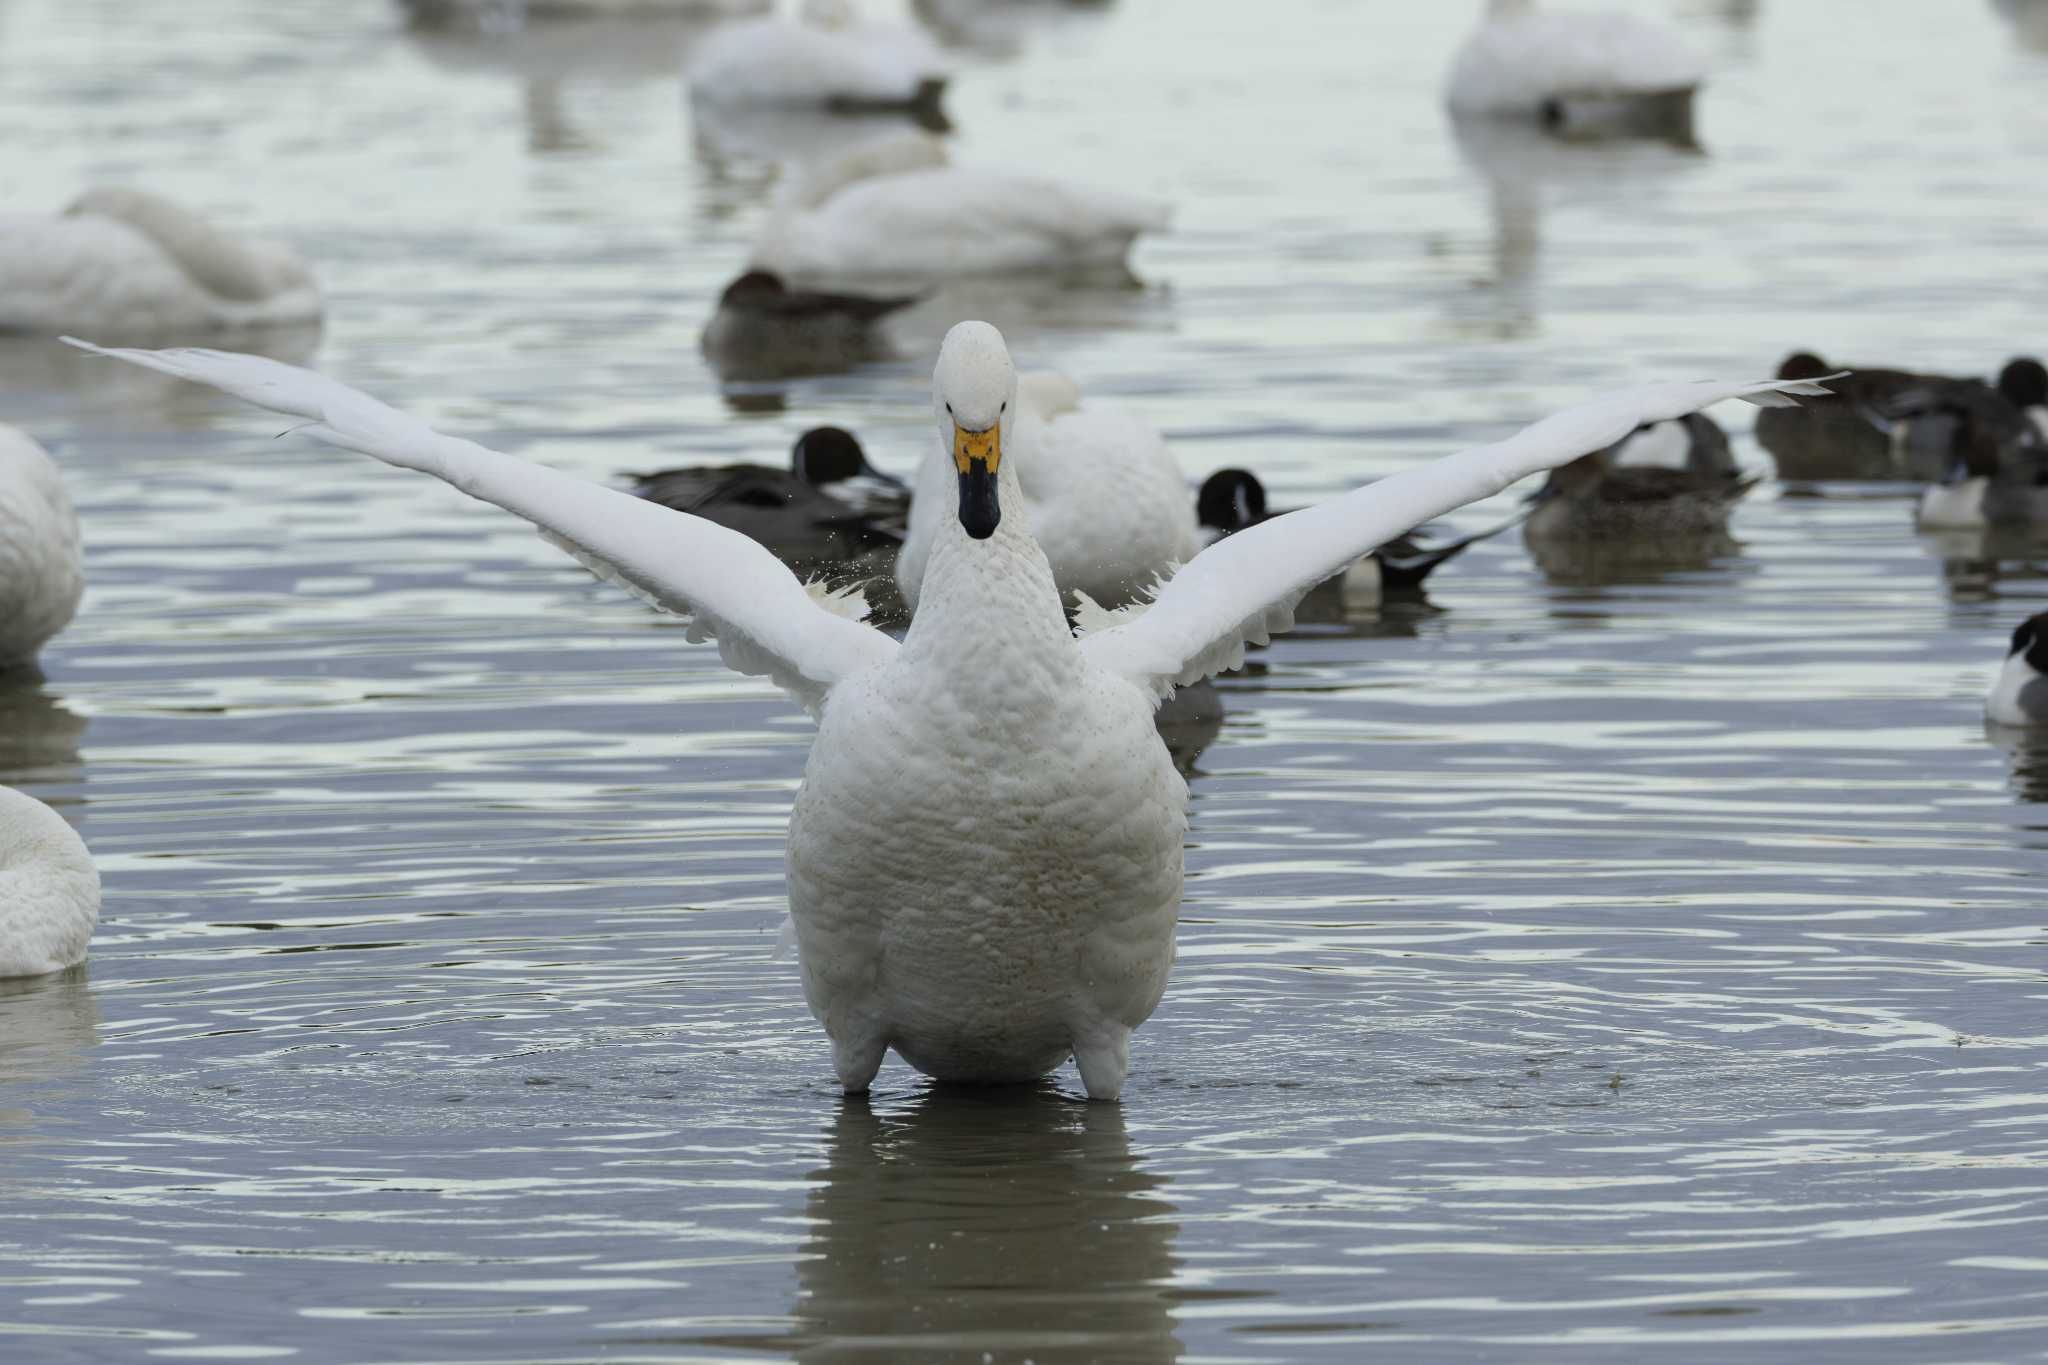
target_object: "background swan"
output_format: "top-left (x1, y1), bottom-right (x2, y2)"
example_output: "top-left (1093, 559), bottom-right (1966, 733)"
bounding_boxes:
top-left (750, 133), bottom-right (1169, 286)
top-left (0, 189), bottom-right (320, 337)
top-left (688, 0), bottom-right (949, 120)
top-left (0, 425), bottom-right (84, 671)
top-left (1446, 0), bottom-right (1707, 139)
top-left (894, 370), bottom-right (1197, 613)
top-left (0, 785), bottom-right (98, 979)
top-left (71, 330), bottom-right (1831, 1099)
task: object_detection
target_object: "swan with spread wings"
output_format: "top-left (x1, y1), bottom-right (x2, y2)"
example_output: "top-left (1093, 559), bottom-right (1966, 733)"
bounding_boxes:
top-left (69, 325), bottom-right (1831, 1099)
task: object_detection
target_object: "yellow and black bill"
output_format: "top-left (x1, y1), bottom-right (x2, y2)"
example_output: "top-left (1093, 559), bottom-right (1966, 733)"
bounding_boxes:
top-left (953, 422), bottom-right (1001, 540)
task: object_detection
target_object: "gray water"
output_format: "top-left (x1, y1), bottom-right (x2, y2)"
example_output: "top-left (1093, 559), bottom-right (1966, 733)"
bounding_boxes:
top-left (4, 0), bottom-right (2048, 1360)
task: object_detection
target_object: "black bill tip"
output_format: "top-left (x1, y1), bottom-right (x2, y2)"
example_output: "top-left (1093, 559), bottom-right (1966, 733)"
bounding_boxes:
top-left (958, 462), bottom-right (1000, 540)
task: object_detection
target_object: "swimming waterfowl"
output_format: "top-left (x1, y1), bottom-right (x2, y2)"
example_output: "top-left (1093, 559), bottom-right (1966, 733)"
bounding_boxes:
top-left (69, 328), bottom-right (1830, 1099)
top-left (1196, 467), bottom-right (1513, 603)
top-left (1445, 0), bottom-right (1706, 142)
top-left (1525, 413), bottom-right (1752, 540)
top-left (701, 269), bottom-right (919, 380)
top-left (632, 425), bottom-right (907, 568)
top-left (751, 133), bottom-right (1169, 287)
top-left (1759, 351), bottom-right (2047, 483)
top-left (894, 373), bottom-right (1197, 613)
top-left (0, 189), bottom-right (320, 337)
top-left (0, 425), bottom-right (84, 671)
top-left (0, 785), bottom-right (98, 979)
top-left (1987, 612), bottom-right (2048, 727)
top-left (687, 0), bottom-right (949, 126)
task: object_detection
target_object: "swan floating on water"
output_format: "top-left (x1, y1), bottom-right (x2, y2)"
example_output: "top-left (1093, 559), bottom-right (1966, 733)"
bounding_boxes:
top-left (0, 189), bottom-right (320, 337)
top-left (1446, 0), bottom-right (1706, 141)
top-left (0, 785), bottom-right (98, 979)
top-left (894, 370), bottom-right (1196, 614)
top-left (0, 425), bottom-right (84, 671)
top-left (68, 328), bottom-right (1831, 1098)
top-left (751, 133), bottom-right (1169, 287)
top-left (688, 0), bottom-right (949, 123)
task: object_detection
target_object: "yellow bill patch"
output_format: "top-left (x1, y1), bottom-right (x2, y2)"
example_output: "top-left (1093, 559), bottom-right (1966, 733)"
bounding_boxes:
top-left (952, 422), bottom-right (1001, 476)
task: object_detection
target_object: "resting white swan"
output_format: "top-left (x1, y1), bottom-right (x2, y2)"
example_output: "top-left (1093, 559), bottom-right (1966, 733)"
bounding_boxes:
top-left (688, 0), bottom-right (948, 118)
top-left (752, 133), bottom-right (1169, 286)
top-left (1445, 0), bottom-right (1706, 138)
top-left (0, 786), bottom-right (98, 979)
top-left (895, 371), bottom-right (1197, 613)
top-left (0, 426), bottom-right (84, 670)
top-left (0, 189), bottom-right (320, 337)
top-left (68, 328), bottom-right (1830, 1099)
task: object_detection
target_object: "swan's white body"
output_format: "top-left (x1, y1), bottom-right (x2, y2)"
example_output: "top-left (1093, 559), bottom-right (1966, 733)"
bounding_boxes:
top-left (0, 190), bottom-right (320, 337)
top-left (752, 135), bottom-right (1168, 284)
top-left (688, 0), bottom-right (946, 108)
top-left (0, 786), bottom-right (98, 979)
top-left (896, 374), bottom-right (1199, 612)
top-left (0, 426), bottom-right (84, 669)
top-left (1445, 0), bottom-right (1705, 116)
top-left (68, 329), bottom-right (1831, 1099)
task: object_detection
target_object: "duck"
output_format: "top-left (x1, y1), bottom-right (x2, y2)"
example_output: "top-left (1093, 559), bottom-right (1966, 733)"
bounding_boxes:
top-left (1195, 467), bottom-right (1514, 604)
top-left (69, 328), bottom-right (1832, 1099)
top-left (631, 424), bottom-right (907, 569)
top-left (1987, 611), bottom-right (2048, 727)
top-left (0, 189), bottom-right (320, 337)
top-left (1914, 410), bottom-right (2048, 530)
top-left (1759, 351), bottom-right (2048, 482)
top-left (750, 133), bottom-right (1169, 287)
top-left (401, 0), bottom-right (766, 30)
top-left (893, 371), bottom-right (1197, 613)
top-left (1525, 412), bottom-right (1753, 540)
top-left (1445, 0), bottom-right (1706, 142)
top-left (0, 425), bottom-right (84, 671)
top-left (700, 269), bottom-right (919, 380)
top-left (686, 0), bottom-right (949, 125)
top-left (0, 785), bottom-right (98, 979)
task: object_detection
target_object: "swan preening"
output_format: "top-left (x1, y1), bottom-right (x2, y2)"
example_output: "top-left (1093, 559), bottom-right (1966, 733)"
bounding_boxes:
top-left (0, 786), bottom-right (98, 980)
top-left (68, 327), bottom-right (1831, 1098)
top-left (687, 0), bottom-right (950, 123)
top-left (750, 133), bottom-right (1170, 286)
top-left (1446, 0), bottom-right (1706, 141)
top-left (0, 189), bottom-right (320, 337)
top-left (0, 426), bottom-right (85, 671)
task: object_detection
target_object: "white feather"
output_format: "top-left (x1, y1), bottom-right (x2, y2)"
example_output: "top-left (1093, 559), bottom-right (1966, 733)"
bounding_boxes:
top-left (0, 425), bottom-right (84, 668)
top-left (1446, 0), bottom-right (1707, 115)
top-left (0, 786), bottom-right (98, 980)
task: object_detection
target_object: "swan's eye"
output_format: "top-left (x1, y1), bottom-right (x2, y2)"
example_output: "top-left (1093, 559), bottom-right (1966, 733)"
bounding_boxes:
top-left (1000, 401), bottom-right (1007, 414)
top-left (945, 403), bottom-right (953, 415)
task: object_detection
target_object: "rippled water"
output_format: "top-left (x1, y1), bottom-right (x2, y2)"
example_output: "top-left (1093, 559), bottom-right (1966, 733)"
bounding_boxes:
top-left (5, 0), bottom-right (2048, 1359)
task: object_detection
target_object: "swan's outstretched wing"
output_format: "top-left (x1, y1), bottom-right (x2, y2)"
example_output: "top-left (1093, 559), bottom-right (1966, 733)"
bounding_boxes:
top-left (1079, 376), bottom-right (1838, 697)
top-left (66, 340), bottom-right (897, 715)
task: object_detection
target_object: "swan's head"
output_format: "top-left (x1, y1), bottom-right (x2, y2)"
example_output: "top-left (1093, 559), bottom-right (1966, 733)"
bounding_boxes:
top-left (932, 321), bottom-right (1018, 540)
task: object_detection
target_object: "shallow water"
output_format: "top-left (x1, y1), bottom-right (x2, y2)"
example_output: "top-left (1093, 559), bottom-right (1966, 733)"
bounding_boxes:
top-left (5, 0), bottom-right (2048, 1360)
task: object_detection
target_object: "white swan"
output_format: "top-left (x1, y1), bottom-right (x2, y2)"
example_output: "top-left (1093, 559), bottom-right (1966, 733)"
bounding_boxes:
top-left (688, 0), bottom-right (948, 117)
top-left (751, 133), bottom-right (1169, 286)
top-left (1445, 0), bottom-right (1706, 138)
top-left (0, 426), bottom-right (84, 670)
top-left (0, 786), bottom-right (98, 979)
top-left (69, 329), bottom-right (1830, 1098)
top-left (0, 189), bottom-right (320, 337)
top-left (894, 371), bottom-right (1197, 613)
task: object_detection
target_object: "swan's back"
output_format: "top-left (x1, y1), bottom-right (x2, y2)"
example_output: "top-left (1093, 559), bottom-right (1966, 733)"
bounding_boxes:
top-left (0, 426), bottom-right (84, 668)
top-left (1447, 2), bottom-right (1706, 113)
top-left (0, 786), bottom-right (98, 979)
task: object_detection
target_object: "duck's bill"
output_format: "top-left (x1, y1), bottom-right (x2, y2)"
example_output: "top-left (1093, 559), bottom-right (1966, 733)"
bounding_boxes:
top-left (954, 423), bottom-right (1001, 539)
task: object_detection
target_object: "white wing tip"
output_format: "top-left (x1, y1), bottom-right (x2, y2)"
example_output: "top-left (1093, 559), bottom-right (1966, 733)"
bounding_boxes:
top-left (1737, 371), bottom-right (1847, 409)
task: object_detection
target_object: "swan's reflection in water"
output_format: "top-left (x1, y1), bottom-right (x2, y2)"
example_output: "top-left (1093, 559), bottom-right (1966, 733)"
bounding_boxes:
top-left (0, 971), bottom-right (101, 1139)
top-left (0, 671), bottom-right (87, 785)
top-left (792, 1087), bottom-right (1182, 1364)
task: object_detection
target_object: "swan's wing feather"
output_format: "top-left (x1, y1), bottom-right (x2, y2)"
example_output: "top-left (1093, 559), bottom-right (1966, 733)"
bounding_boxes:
top-left (1080, 375), bottom-right (1839, 697)
top-left (65, 340), bottom-right (897, 714)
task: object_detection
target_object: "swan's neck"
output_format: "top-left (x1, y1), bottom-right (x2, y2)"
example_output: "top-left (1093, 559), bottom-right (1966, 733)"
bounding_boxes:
top-left (66, 188), bottom-right (290, 302)
top-left (900, 463), bottom-right (1079, 709)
